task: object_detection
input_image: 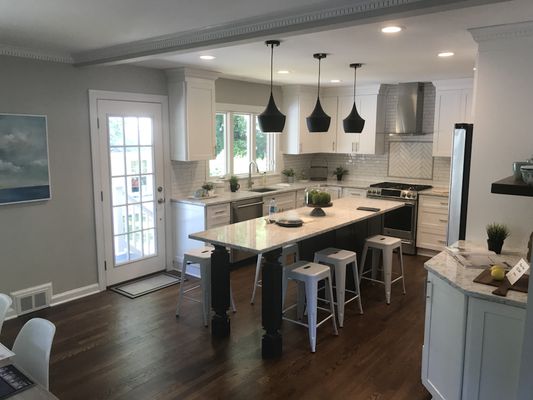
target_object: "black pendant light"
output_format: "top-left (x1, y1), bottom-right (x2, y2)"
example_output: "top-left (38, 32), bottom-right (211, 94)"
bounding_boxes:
top-left (258, 40), bottom-right (286, 134)
top-left (306, 53), bottom-right (331, 133)
top-left (343, 63), bottom-right (365, 133)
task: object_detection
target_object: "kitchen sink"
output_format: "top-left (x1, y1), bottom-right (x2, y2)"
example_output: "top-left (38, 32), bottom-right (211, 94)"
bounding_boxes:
top-left (249, 187), bottom-right (277, 193)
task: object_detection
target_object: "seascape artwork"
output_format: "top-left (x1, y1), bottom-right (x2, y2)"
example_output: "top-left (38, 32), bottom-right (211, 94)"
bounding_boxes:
top-left (0, 114), bottom-right (51, 205)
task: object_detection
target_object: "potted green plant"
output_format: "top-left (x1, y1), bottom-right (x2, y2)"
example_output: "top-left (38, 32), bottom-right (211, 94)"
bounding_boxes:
top-left (229, 176), bottom-right (240, 192)
top-left (202, 182), bottom-right (215, 196)
top-left (486, 223), bottom-right (510, 254)
top-left (333, 166), bottom-right (348, 181)
top-left (282, 168), bottom-right (295, 183)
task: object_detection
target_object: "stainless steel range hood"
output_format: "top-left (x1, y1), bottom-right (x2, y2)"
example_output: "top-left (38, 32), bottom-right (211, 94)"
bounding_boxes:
top-left (392, 82), bottom-right (427, 135)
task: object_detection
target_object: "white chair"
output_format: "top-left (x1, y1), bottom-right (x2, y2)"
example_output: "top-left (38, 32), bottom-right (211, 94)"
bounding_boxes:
top-left (313, 248), bottom-right (363, 328)
top-left (283, 261), bottom-right (338, 353)
top-left (12, 318), bottom-right (56, 389)
top-left (0, 293), bottom-right (12, 335)
top-left (250, 243), bottom-right (299, 304)
top-left (176, 246), bottom-right (236, 327)
top-left (360, 235), bottom-right (406, 304)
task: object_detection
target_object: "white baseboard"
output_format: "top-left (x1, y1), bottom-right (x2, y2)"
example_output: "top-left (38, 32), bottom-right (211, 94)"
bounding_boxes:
top-left (51, 283), bottom-right (101, 306)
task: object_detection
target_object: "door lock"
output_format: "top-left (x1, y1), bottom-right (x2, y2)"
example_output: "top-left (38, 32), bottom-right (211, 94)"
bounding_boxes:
top-left (158, 198), bottom-right (165, 204)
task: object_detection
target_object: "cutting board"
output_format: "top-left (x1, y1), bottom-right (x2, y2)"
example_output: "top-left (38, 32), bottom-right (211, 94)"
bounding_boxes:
top-left (473, 269), bottom-right (529, 297)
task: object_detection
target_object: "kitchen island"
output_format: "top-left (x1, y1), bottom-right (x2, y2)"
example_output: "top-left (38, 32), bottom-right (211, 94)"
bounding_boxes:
top-left (422, 245), bottom-right (527, 400)
top-left (189, 196), bottom-right (404, 358)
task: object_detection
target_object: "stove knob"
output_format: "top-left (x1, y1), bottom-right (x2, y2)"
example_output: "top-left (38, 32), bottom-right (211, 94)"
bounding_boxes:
top-left (401, 193), bottom-right (406, 198)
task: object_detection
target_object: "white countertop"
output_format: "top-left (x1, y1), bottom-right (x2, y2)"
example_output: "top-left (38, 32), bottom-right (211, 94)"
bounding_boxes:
top-left (419, 186), bottom-right (449, 197)
top-left (425, 243), bottom-right (528, 308)
top-left (189, 197), bottom-right (404, 253)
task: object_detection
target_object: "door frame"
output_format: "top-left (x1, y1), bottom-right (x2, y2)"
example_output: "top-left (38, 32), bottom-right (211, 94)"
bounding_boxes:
top-left (89, 90), bottom-right (171, 290)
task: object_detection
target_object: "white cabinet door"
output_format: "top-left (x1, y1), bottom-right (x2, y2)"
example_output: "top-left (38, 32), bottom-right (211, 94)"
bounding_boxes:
top-left (422, 272), bottom-right (467, 400)
top-left (320, 96), bottom-right (338, 153)
top-left (324, 186), bottom-right (341, 200)
top-left (341, 187), bottom-right (367, 198)
top-left (186, 80), bottom-right (216, 160)
top-left (432, 79), bottom-right (473, 157)
top-left (462, 298), bottom-right (525, 400)
top-left (336, 95), bottom-right (361, 153)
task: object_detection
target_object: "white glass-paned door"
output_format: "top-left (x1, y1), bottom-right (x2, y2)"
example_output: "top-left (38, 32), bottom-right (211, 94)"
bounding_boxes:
top-left (98, 100), bottom-right (165, 285)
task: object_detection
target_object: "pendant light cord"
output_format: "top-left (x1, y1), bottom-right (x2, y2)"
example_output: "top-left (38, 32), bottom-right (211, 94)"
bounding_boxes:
top-left (270, 43), bottom-right (273, 94)
top-left (317, 58), bottom-right (321, 98)
top-left (353, 66), bottom-right (356, 100)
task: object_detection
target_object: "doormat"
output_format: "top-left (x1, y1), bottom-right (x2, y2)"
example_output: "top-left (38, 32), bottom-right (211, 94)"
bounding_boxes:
top-left (111, 272), bottom-right (181, 299)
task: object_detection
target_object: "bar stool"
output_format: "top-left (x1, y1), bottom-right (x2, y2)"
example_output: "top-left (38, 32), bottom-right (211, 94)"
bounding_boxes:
top-left (176, 246), bottom-right (236, 327)
top-left (250, 243), bottom-right (299, 304)
top-left (282, 261), bottom-right (338, 353)
top-left (360, 235), bottom-right (406, 304)
top-left (313, 248), bottom-right (363, 327)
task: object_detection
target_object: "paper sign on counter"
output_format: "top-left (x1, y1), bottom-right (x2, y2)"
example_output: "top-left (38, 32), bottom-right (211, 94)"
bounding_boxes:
top-left (506, 258), bottom-right (530, 286)
top-left (0, 343), bottom-right (14, 361)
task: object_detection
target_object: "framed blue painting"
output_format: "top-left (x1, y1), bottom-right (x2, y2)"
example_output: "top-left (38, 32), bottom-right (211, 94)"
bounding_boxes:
top-left (0, 114), bottom-right (51, 205)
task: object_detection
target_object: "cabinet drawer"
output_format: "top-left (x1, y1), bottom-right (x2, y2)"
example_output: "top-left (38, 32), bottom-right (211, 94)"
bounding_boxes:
top-left (206, 204), bottom-right (230, 228)
top-left (418, 211), bottom-right (449, 231)
top-left (342, 187), bottom-right (367, 198)
top-left (419, 195), bottom-right (449, 213)
top-left (417, 229), bottom-right (447, 251)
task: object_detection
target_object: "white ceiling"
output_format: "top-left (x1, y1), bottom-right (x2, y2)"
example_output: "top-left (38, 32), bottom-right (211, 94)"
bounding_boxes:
top-left (1, 0), bottom-right (532, 85)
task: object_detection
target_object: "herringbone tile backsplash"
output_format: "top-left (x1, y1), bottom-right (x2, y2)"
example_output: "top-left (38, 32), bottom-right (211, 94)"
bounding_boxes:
top-left (388, 142), bottom-right (433, 179)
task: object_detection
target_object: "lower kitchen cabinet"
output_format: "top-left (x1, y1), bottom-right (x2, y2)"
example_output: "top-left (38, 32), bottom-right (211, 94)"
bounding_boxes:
top-left (417, 195), bottom-right (449, 252)
top-left (341, 187), bottom-right (367, 198)
top-left (262, 191), bottom-right (296, 216)
top-left (422, 272), bottom-right (525, 400)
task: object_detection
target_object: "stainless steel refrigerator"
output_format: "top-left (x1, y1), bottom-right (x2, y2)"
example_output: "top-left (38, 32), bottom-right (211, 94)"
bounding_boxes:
top-left (446, 123), bottom-right (474, 245)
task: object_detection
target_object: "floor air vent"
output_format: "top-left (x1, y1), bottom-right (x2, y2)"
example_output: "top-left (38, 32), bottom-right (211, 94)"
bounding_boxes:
top-left (11, 283), bottom-right (52, 315)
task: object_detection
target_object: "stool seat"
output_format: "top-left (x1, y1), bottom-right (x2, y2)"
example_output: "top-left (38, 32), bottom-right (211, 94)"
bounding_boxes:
top-left (283, 261), bottom-right (338, 353)
top-left (314, 247), bottom-right (363, 327)
top-left (360, 235), bottom-right (405, 304)
top-left (176, 246), bottom-right (236, 327)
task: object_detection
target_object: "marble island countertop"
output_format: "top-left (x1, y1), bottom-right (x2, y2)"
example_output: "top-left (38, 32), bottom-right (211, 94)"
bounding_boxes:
top-left (190, 197), bottom-right (404, 254)
top-left (425, 243), bottom-right (528, 308)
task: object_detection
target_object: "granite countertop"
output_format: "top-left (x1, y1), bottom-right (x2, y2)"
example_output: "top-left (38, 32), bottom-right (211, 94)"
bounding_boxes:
top-left (425, 242), bottom-right (528, 308)
top-left (419, 187), bottom-right (449, 197)
top-left (190, 197), bottom-right (404, 253)
top-left (171, 180), bottom-right (374, 206)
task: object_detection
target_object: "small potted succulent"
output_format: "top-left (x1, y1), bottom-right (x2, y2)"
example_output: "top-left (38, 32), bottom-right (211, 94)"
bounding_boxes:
top-left (333, 166), bottom-right (348, 181)
top-left (229, 175), bottom-right (240, 192)
top-left (282, 168), bottom-right (296, 183)
top-left (201, 182), bottom-right (215, 197)
top-left (486, 223), bottom-right (510, 254)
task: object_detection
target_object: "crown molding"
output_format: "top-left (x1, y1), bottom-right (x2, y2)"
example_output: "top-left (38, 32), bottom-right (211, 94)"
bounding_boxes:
top-left (72, 0), bottom-right (497, 66)
top-left (469, 20), bottom-right (533, 43)
top-left (0, 43), bottom-right (73, 64)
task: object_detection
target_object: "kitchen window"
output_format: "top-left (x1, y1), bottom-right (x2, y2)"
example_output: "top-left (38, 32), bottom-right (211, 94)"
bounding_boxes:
top-left (209, 106), bottom-right (277, 178)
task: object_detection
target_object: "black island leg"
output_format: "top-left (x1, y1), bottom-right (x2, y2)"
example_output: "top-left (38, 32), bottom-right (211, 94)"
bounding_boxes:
top-left (211, 244), bottom-right (231, 337)
top-left (261, 247), bottom-right (283, 359)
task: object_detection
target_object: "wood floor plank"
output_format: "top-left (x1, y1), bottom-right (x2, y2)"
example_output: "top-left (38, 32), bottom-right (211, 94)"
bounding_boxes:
top-left (1, 255), bottom-right (432, 400)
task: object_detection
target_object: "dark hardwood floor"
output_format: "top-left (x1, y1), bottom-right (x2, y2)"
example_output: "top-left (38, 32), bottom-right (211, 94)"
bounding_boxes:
top-left (2, 255), bottom-right (432, 400)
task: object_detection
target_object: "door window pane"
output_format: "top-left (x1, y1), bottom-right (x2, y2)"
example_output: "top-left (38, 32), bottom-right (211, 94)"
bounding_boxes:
top-left (108, 117), bottom-right (124, 146)
top-left (139, 117), bottom-right (152, 145)
top-left (139, 147), bottom-right (153, 174)
top-left (124, 117), bottom-right (139, 145)
top-left (126, 148), bottom-right (140, 175)
top-left (233, 113), bottom-right (250, 175)
top-left (141, 175), bottom-right (154, 201)
top-left (113, 206), bottom-right (128, 235)
top-left (111, 177), bottom-right (126, 206)
top-left (129, 232), bottom-right (143, 261)
top-left (143, 229), bottom-right (156, 256)
top-left (127, 176), bottom-right (141, 203)
top-left (114, 234), bottom-right (128, 264)
top-left (128, 204), bottom-right (142, 232)
top-left (110, 147), bottom-right (125, 176)
top-left (209, 113), bottom-right (227, 177)
top-left (142, 202), bottom-right (155, 229)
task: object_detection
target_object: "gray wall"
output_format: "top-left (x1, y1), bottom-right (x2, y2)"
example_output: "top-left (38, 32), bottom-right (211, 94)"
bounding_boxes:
top-left (0, 56), bottom-right (167, 295)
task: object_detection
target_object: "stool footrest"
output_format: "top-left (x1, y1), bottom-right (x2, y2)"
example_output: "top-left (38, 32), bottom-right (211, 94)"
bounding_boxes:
top-left (283, 313), bottom-right (335, 329)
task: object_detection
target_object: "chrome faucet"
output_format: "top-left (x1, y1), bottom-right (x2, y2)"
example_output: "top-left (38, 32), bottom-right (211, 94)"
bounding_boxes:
top-left (248, 161), bottom-right (260, 189)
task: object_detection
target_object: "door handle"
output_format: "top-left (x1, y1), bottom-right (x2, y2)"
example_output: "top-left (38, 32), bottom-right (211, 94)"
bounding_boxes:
top-left (236, 201), bottom-right (264, 209)
top-left (158, 198), bottom-right (165, 204)
top-left (157, 186), bottom-right (163, 193)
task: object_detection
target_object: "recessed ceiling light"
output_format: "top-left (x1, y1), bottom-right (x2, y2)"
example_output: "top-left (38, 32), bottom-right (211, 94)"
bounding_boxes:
top-left (200, 55), bottom-right (215, 60)
top-left (438, 52), bottom-right (454, 58)
top-left (330, 79), bottom-right (341, 83)
top-left (381, 26), bottom-right (403, 33)
top-left (277, 70), bottom-right (290, 74)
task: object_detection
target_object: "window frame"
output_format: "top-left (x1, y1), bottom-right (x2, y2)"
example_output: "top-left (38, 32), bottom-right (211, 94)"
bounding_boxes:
top-left (209, 103), bottom-right (279, 178)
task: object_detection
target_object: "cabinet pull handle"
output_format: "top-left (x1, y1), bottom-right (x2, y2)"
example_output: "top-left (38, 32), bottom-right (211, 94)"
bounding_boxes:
top-left (352, 142), bottom-right (355, 152)
top-left (440, 202), bottom-right (448, 206)
top-left (332, 141), bottom-right (335, 151)
top-left (426, 281), bottom-right (432, 299)
top-left (439, 218), bottom-right (448, 223)
top-left (438, 240), bottom-right (446, 244)
top-left (214, 210), bottom-right (226, 215)
top-left (299, 143), bottom-right (302, 153)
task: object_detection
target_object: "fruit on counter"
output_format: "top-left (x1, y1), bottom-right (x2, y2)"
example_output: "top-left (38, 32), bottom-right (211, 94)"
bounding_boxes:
top-left (490, 264), bottom-right (504, 272)
top-left (490, 266), bottom-right (506, 281)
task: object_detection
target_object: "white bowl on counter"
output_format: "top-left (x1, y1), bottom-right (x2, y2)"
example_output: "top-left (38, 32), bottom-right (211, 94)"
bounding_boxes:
top-left (521, 165), bottom-right (533, 186)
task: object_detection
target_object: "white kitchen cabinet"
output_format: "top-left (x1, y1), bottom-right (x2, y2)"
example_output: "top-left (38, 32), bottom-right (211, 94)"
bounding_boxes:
top-left (417, 195), bottom-right (449, 251)
top-left (335, 86), bottom-right (385, 155)
top-left (296, 189), bottom-right (306, 207)
top-left (172, 201), bottom-right (230, 274)
top-left (324, 186), bottom-right (341, 200)
top-left (462, 298), bottom-right (525, 400)
top-left (422, 271), bottom-right (526, 400)
top-left (432, 79), bottom-right (473, 157)
top-left (282, 86), bottom-right (337, 154)
top-left (263, 191), bottom-right (296, 216)
top-left (422, 272), bottom-right (467, 400)
top-left (167, 68), bottom-right (218, 161)
top-left (341, 187), bottom-right (367, 198)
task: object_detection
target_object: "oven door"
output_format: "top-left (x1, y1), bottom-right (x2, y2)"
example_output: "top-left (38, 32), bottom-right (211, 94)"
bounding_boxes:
top-left (382, 200), bottom-right (417, 253)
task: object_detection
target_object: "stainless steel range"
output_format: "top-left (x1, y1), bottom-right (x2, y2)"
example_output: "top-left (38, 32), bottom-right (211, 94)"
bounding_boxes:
top-left (366, 182), bottom-right (432, 255)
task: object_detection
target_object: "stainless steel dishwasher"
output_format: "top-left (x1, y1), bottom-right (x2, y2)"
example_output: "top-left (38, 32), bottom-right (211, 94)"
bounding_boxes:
top-left (230, 197), bottom-right (264, 263)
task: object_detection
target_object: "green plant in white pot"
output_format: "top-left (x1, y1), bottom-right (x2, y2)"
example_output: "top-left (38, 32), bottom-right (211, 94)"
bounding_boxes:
top-left (486, 223), bottom-right (510, 254)
top-left (282, 168), bottom-right (295, 183)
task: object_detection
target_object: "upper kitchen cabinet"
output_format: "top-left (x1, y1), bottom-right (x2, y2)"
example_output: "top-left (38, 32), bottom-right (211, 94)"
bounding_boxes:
top-left (335, 84), bottom-right (385, 155)
top-left (282, 86), bottom-right (337, 154)
top-left (432, 79), bottom-right (473, 157)
top-left (166, 68), bottom-right (219, 161)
